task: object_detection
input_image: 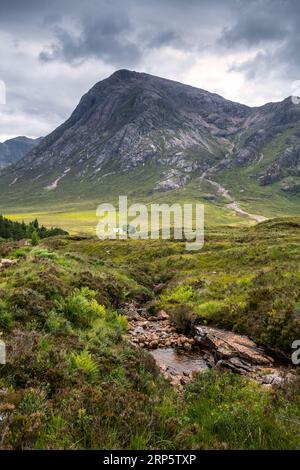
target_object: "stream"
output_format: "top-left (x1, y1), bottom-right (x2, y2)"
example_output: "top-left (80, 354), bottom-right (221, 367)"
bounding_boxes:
top-left (124, 303), bottom-right (294, 387)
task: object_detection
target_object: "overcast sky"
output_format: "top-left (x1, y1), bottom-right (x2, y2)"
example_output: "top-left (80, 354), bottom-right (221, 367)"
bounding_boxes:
top-left (0, 0), bottom-right (299, 141)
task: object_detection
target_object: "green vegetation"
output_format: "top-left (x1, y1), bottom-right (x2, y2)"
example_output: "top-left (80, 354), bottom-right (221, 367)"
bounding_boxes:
top-left (31, 230), bottom-right (39, 247)
top-left (0, 218), bottom-right (300, 449)
top-left (157, 218), bottom-right (300, 350)
top-left (0, 215), bottom-right (68, 240)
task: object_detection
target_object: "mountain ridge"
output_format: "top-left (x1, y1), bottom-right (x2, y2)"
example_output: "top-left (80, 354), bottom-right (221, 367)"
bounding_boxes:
top-left (0, 136), bottom-right (42, 170)
top-left (0, 70), bottom-right (299, 221)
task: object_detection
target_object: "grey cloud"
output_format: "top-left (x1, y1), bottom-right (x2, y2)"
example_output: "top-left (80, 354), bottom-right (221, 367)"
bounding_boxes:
top-left (215, 0), bottom-right (300, 84)
top-left (220, 14), bottom-right (289, 48)
top-left (1, 0), bottom-right (300, 141)
top-left (147, 30), bottom-right (184, 49)
top-left (39, 13), bottom-right (142, 67)
top-left (231, 33), bottom-right (300, 82)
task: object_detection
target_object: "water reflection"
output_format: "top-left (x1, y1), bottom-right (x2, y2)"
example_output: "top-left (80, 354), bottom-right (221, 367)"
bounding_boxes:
top-left (151, 348), bottom-right (208, 376)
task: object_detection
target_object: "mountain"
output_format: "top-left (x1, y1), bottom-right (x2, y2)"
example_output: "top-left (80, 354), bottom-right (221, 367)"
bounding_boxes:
top-left (0, 70), bottom-right (299, 220)
top-left (0, 136), bottom-right (42, 169)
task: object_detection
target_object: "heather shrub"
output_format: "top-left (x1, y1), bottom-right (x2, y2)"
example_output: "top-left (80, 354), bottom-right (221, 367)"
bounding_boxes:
top-left (44, 311), bottom-right (73, 335)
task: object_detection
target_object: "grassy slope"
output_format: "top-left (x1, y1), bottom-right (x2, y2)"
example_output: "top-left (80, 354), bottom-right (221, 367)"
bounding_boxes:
top-left (1, 159), bottom-right (251, 232)
top-left (0, 219), bottom-right (300, 449)
top-left (1, 126), bottom-right (300, 231)
top-left (2, 170), bottom-right (299, 235)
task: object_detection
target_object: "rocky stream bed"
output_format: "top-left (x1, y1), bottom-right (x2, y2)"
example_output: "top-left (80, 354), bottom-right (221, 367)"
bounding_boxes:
top-left (124, 303), bottom-right (295, 388)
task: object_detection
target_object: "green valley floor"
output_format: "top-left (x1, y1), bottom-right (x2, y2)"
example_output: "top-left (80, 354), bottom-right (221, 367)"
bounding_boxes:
top-left (0, 218), bottom-right (300, 449)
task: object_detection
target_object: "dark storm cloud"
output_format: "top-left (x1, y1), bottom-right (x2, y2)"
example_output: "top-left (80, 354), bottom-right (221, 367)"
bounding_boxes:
top-left (33, 0), bottom-right (300, 79)
top-left (39, 15), bottom-right (141, 67)
top-left (1, 0), bottom-right (300, 140)
top-left (220, 14), bottom-right (289, 48)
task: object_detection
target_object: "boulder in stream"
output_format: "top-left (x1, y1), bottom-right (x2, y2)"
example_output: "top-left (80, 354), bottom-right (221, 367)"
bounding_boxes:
top-left (194, 325), bottom-right (274, 367)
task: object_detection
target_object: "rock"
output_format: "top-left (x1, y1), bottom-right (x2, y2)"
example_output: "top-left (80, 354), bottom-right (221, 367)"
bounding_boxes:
top-left (260, 373), bottom-right (284, 386)
top-left (180, 376), bottom-right (190, 385)
top-left (132, 314), bottom-right (142, 321)
top-left (216, 357), bottom-right (254, 374)
top-left (153, 284), bottom-right (166, 294)
top-left (133, 326), bottom-right (145, 334)
top-left (177, 336), bottom-right (186, 345)
top-left (131, 337), bottom-right (139, 343)
top-left (203, 353), bottom-right (215, 368)
top-left (183, 343), bottom-right (192, 351)
top-left (0, 259), bottom-right (17, 270)
top-left (157, 310), bottom-right (169, 320)
top-left (194, 325), bottom-right (273, 366)
top-left (123, 304), bottom-right (144, 320)
top-left (171, 376), bottom-right (182, 387)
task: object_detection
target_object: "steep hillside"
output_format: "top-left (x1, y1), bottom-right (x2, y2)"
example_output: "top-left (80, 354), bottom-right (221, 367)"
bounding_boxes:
top-left (0, 70), bottom-right (299, 222)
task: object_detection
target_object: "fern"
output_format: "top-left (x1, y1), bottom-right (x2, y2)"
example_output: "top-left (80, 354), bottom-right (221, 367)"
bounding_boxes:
top-left (69, 350), bottom-right (99, 382)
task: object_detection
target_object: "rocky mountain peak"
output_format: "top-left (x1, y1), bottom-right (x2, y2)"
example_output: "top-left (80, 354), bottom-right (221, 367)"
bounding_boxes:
top-left (0, 71), bottom-right (299, 208)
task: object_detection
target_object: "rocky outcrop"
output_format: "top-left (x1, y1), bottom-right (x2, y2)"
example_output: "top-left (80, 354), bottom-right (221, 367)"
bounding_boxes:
top-left (281, 178), bottom-right (300, 194)
top-left (154, 169), bottom-right (190, 191)
top-left (194, 325), bottom-right (274, 367)
top-left (260, 144), bottom-right (300, 185)
top-left (194, 325), bottom-right (295, 385)
top-left (0, 259), bottom-right (17, 270)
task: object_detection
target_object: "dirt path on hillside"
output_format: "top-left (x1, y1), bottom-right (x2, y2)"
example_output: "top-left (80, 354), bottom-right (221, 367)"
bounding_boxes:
top-left (199, 168), bottom-right (268, 223)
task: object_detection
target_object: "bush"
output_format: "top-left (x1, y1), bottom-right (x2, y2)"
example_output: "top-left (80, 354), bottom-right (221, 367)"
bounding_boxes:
top-left (44, 311), bottom-right (73, 335)
top-left (9, 288), bottom-right (48, 325)
top-left (31, 248), bottom-right (58, 260)
top-left (0, 299), bottom-right (13, 330)
top-left (195, 300), bottom-right (225, 318)
top-left (169, 304), bottom-right (195, 332)
top-left (69, 350), bottom-right (99, 382)
top-left (161, 285), bottom-right (196, 304)
top-left (19, 387), bottom-right (48, 415)
top-left (31, 230), bottom-right (39, 247)
top-left (12, 247), bottom-right (30, 258)
top-left (63, 288), bottom-right (105, 328)
top-left (105, 312), bottom-right (128, 341)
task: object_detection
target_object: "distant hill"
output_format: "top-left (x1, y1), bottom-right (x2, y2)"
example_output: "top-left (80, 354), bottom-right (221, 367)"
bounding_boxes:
top-left (0, 136), bottom-right (42, 169)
